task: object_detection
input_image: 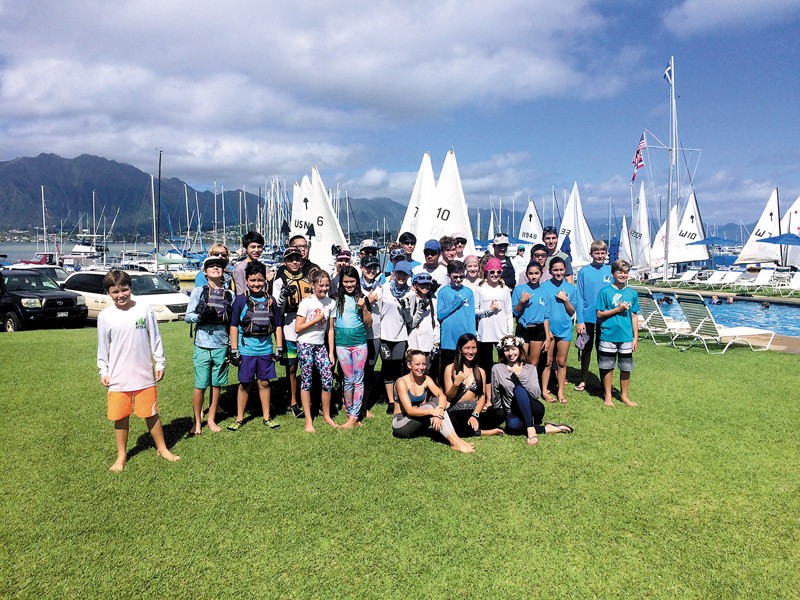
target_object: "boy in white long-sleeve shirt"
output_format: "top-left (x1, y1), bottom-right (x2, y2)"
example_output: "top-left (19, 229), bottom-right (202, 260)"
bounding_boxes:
top-left (97, 270), bottom-right (180, 472)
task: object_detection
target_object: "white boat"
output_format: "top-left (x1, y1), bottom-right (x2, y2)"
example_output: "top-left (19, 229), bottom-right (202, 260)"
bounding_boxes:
top-left (556, 182), bottom-right (594, 268)
top-left (290, 167), bottom-right (348, 270)
top-left (629, 180), bottom-right (652, 271)
top-left (735, 188), bottom-right (781, 265)
top-left (618, 215), bottom-right (633, 263)
top-left (779, 194), bottom-right (800, 268)
top-left (412, 149), bottom-right (476, 261)
top-left (517, 199), bottom-right (543, 245)
top-left (397, 152), bottom-right (434, 239)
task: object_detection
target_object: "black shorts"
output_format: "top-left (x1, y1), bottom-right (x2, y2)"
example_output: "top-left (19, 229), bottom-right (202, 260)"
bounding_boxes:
top-left (516, 322), bottom-right (546, 343)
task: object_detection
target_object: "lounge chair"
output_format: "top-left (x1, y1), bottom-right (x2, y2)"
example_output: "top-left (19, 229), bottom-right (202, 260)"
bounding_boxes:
top-left (735, 269), bottom-right (775, 293)
top-left (778, 271), bottom-right (800, 297)
top-left (668, 268), bottom-right (701, 287)
top-left (672, 291), bottom-right (775, 353)
top-left (711, 270), bottom-right (744, 290)
top-left (699, 270), bottom-right (728, 289)
top-left (637, 289), bottom-right (689, 345)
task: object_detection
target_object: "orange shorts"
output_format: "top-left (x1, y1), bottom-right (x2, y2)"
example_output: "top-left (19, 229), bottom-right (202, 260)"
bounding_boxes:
top-left (107, 386), bottom-right (158, 421)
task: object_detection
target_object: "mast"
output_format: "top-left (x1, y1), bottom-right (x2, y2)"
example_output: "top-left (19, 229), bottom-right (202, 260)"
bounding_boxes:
top-left (156, 149), bottom-right (162, 255)
top-left (664, 56), bottom-right (676, 281)
top-left (213, 181), bottom-right (218, 244)
top-left (184, 184), bottom-right (190, 253)
top-left (41, 186), bottom-right (48, 254)
top-left (150, 175), bottom-right (157, 251)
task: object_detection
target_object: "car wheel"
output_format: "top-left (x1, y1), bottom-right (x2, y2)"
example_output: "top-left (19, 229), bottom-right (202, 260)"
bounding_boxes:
top-left (4, 312), bottom-right (22, 333)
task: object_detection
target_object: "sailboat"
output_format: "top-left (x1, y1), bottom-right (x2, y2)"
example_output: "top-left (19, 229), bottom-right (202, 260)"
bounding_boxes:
top-left (290, 167), bottom-right (348, 269)
top-left (517, 199), bottom-right (544, 245)
top-left (556, 182), bottom-right (594, 268)
top-left (629, 181), bottom-right (652, 271)
top-left (412, 149), bottom-right (476, 262)
top-left (735, 188), bottom-right (781, 265)
top-left (779, 194), bottom-right (800, 268)
top-left (486, 209), bottom-right (496, 241)
top-left (650, 204), bottom-right (679, 270)
top-left (619, 215), bottom-right (633, 263)
top-left (397, 152), bottom-right (435, 239)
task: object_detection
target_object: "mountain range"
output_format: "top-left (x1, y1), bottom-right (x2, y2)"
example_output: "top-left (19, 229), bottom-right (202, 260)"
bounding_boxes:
top-left (0, 153), bottom-right (408, 241)
top-left (1, 153), bottom-right (748, 244)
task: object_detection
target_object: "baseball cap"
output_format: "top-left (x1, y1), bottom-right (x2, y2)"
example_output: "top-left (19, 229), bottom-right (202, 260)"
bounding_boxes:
top-left (393, 261), bottom-right (412, 276)
top-left (412, 272), bottom-right (433, 285)
top-left (359, 239), bottom-right (378, 251)
top-left (493, 233), bottom-right (509, 245)
top-left (423, 239), bottom-right (442, 253)
top-left (203, 256), bottom-right (228, 270)
top-left (518, 244), bottom-right (525, 251)
top-left (360, 256), bottom-right (380, 269)
top-left (336, 248), bottom-right (352, 260)
top-left (283, 247), bottom-right (302, 260)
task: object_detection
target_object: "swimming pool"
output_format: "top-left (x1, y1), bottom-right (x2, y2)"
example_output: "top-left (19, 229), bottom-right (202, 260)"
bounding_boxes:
top-left (654, 293), bottom-right (800, 338)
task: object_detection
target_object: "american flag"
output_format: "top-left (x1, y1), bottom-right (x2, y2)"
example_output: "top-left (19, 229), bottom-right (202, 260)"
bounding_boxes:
top-left (631, 133), bottom-right (646, 182)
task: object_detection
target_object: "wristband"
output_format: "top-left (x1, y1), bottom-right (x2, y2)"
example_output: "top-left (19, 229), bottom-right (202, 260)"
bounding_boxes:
top-left (471, 412), bottom-right (480, 419)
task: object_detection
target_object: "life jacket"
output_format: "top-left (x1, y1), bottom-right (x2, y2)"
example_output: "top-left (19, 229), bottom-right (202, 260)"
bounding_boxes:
top-left (242, 293), bottom-right (275, 336)
top-left (197, 285), bottom-right (233, 324)
top-left (280, 272), bottom-right (313, 313)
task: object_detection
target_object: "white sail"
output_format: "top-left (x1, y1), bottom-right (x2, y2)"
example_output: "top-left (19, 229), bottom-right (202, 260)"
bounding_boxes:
top-left (650, 204), bottom-right (679, 269)
top-left (487, 210), bottom-right (496, 241)
top-left (735, 188), bottom-right (781, 264)
top-left (412, 149), bottom-right (475, 261)
top-left (619, 215), bottom-right (633, 263)
top-left (517, 199), bottom-right (543, 245)
top-left (397, 152), bottom-right (434, 240)
top-left (291, 168), bottom-right (347, 269)
top-left (780, 194), bottom-right (800, 267)
top-left (669, 192), bottom-right (709, 263)
top-left (555, 182), bottom-right (594, 268)
top-left (629, 181), bottom-right (652, 270)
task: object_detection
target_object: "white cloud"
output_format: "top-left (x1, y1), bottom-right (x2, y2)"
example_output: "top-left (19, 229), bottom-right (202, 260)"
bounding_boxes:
top-left (662, 0), bottom-right (800, 35)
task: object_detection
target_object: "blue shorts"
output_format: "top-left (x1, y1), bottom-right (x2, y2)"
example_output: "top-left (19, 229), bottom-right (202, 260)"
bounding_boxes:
top-left (193, 346), bottom-right (229, 389)
top-left (597, 340), bottom-right (634, 372)
top-left (238, 354), bottom-right (276, 384)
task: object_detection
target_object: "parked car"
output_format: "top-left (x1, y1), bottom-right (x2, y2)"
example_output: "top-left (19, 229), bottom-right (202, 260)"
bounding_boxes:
top-left (6, 263), bottom-right (71, 285)
top-left (64, 270), bottom-right (189, 321)
top-left (1, 269), bottom-right (88, 332)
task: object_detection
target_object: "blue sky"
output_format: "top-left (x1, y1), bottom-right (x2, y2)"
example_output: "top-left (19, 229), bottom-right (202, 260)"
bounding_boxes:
top-left (1, 0), bottom-right (799, 231)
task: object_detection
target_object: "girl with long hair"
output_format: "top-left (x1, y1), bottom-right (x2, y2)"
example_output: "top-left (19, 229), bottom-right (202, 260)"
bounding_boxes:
top-left (443, 333), bottom-right (504, 437)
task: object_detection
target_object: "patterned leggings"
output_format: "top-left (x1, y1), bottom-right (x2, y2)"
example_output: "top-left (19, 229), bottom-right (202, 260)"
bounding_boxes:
top-left (336, 344), bottom-right (368, 418)
top-left (297, 343), bottom-right (334, 392)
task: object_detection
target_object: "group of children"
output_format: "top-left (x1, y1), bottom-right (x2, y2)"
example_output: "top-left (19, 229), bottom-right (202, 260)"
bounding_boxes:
top-left (97, 231), bottom-right (641, 468)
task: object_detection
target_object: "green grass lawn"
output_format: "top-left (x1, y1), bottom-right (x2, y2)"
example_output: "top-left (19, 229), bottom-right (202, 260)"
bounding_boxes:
top-left (1, 323), bottom-right (798, 598)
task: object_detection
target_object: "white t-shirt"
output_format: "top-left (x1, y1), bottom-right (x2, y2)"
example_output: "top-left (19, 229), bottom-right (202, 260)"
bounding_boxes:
top-left (97, 302), bottom-right (165, 392)
top-left (379, 282), bottom-right (412, 342)
top-left (475, 283), bottom-right (514, 343)
top-left (407, 294), bottom-right (439, 352)
top-left (412, 263), bottom-right (449, 290)
top-left (295, 295), bottom-right (335, 345)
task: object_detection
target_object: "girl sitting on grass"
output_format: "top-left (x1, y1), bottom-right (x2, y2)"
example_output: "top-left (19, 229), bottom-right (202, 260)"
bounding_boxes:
top-left (442, 333), bottom-right (504, 438)
top-left (393, 349), bottom-right (475, 454)
top-left (491, 335), bottom-right (573, 446)
top-left (334, 266), bottom-right (372, 429)
top-left (295, 268), bottom-right (337, 432)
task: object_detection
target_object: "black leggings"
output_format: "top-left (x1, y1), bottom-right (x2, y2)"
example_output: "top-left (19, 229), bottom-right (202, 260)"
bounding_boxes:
top-left (447, 401), bottom-right (505, 437)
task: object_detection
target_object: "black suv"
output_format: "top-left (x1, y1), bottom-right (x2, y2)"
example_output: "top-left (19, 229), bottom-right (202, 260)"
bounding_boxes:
top-left (1, 269), bottom-right (88, 332)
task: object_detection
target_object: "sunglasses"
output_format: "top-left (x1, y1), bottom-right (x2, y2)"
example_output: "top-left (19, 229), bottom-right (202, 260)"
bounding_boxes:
top-left (487, 269), bottom-right (502, 275)
top-left (293, 244), bottom-right (309, 249)
top-left (361, 250), bottom-right (377, 256)
top-left (455, 238), bottom-right (467, 245)
top-left (449, 274), bottom-right (464, 280)
top-left (209, 252), bottom-right (228, 258)
top-left (423, 250), bottom-right (440, 256)
top-left (533, 252), bottom-right (547, 258)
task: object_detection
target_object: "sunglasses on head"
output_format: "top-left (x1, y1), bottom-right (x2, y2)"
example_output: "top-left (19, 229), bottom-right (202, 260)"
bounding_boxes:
top-left (543, 226), bottom-right (558, 234)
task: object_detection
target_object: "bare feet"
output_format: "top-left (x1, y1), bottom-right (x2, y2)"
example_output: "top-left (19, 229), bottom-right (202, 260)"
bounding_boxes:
top-left (621, 398), bottom-right (638, 407)
top-left (365, 410), bottom-right (375, 419)
top-left (452, 440), bottom-right (476, 453)
top-left (157, 449), bottom-right (180, 462)
top-left (109, 455), bottom-right (126, 472)
top-left (574, 382), bottom-right (586, 392)
top-left (339, 416), bottom-right (359, 429)
top-left (323, 417), bottom-right (339, 429)
top-left (304, 424), bottom-right (316, 433)
top-left (543, 393), bottom-right (556, 403)
top-left (190, 425), bottom-right (202, 436)
top-left (603, 398), bottom-right (615, 407)
top-left (207, 421), bottom-right (221, 433)
top-left (558, 396), bottom-right (568, 404)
